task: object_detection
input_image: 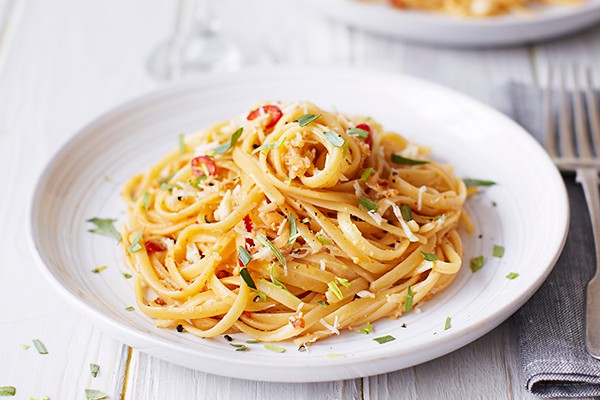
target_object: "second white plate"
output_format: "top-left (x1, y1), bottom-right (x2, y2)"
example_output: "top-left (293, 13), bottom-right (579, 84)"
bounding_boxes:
top-left (28, 68), bottom-right (568, 382)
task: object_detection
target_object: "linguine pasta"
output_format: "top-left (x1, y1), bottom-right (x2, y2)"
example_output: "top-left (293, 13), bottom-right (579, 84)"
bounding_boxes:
top-left (121, 101), bottom-right (469, 346)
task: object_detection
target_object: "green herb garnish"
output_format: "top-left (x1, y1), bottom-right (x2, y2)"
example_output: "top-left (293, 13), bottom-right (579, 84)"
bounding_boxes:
top-left (506, 272), bottom-right (519, 280)
top-left (179, 133), bottom-right (185, 154)
top-left (493, 245), bottom-right (505, 258)
top-left (128, 230), bottom-right (144, 253)
top-left (190, 175), bottom-right (207, 188)
top-left (324, 131), bottom-right (345, 147)
top-left (470, 256), bottom-right (485, 272)
top-left (252, 134), bottom-right (288, 154)
top-left (21, 344), bottom-right (29, 350)
top-left (444, 316), bottom-right (452, 330)
top-left (240, 267), bottom-right (256, 289)
top-left (326, 353), bottom-right (346, 358)
top-left (214, 127), bottom-right (243, 154)
top-left (357, 322), bottom-right (372, 334)
top-left (238, 247), bottom-right (252, 267)
top-left (90, 363), bottom-right (100, 378)
top-left (85, 389), bottom-right (108, 400)
top-left (360, 167), bottom-right (374, 181)
top-left (335, 277), bottom-right (351, 288)
top-left (297, 113), bottom-right (321, 127)
top-left (123, 272), bottom-right (132, 279)
top-left (246, 339), bottom-right (261, 344)
top-left (373, 335), bottom-right (396, 344)
top-left (263, 344), bottom-right (286, 353)
top-left (420, 251), bottom-right (438, 262)
top-left (316, 235), bottom-right (331, 245)
top-left (318, 300), bottom-right (329, 308)
top-left (87, 218), bottom-right (121, 242)
top-left (463, 178), bottom-right (496, 188)
top-left (32, 339), bottom-right (47, 355)
top-left (268, 264), bottom-right (288, 292)
top-left (230, 343), bottom-right (249, 351)
top-left (0, 386), bottom-right (15, 396)
top-left (288, 212), bottom-right (299, 246)
top-left (404, 286), bottom-right (414, 312)
top-left (91, 266), bottom-right (107, 274)
top-left (142, 192), bottom-right (150, 210)
top-left (400, 204), bottom-right (413, 221)
top-left (347, 127), bottom-right (370, 139)
top-left (160, 183), bottom-right (175, 191)
top-left (391, 154), bottom-right (429, 165)
top-left (125, 306), bottom-right (135, 312)
top-left (257, 234), bottom-right (286, 268)
top-left (358, 196), bottom-right (378, 212)
top-left (327, 281), bottom-right (343, 300)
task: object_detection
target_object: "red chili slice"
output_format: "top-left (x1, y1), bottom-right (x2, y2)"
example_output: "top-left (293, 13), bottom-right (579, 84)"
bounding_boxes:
top-left (247, 105), bottom-right (283, 129)
top-left (191, 156), bottom-right (217, 177)
top-left (145, 241), bottom-right (166, 253)
top-left (356, 123), bottom-right (373, 150)
top-left (243, 215), bottom-right (255, 247)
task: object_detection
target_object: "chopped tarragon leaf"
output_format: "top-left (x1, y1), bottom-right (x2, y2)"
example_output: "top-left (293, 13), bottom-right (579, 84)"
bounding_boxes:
top-left (0, 386), bottom-right (15, 396)
top-left (253, 290), bottom-right (267, 301)
top-left (190, 175), bottom-right (207, 188)
top-left (87, 218), bottom-right (121, 242)
top-left (404, 286), bottom-right (414, 312)
top-left (252, 134), bottom-right (288, 154)
top-left (21, 344), bottom-right (30, 350)
top-left (246, 339), bottom-right (261, 344)
top-left (297, 113), bottom-right (321, 127)
top-left (506, 272), bottom-right (519, 280)
top-left (335, 277), bottom-right (351, 288)
top-left (373, 335), bottom-right (396, 344)
top-left (400, 204), bottom-right (413, 221)
top-left (128, 230), bottom-right (144, 253)
top-left (316, 235), bottom-right (331, 245)
top-left (444, 316), bottom-right (452, 330)
top-left (90, 363), bottom-right (100, 378)
top-left (125, 306), bottom-right (135, 312)
top-left (358, 196), bottom-right (378, 212)
top-left (326, 353), bottom-right (346, 358)
top-left (257, 234), bottom-right (286, 268)
top-left (85, 389), bottom-right (108, 400)
top-left (357, 322), bottom-right (372, 334)
top-left (157, 172), bottom-right (176, 184)
top-left (160, 183), bottom-right (175, 191)
top-left (142, 192), bottom-right (150, 210)
top-left (318, 300), bottom-right (329, 308)
top-left (238, 246), bottom-right (252, 267)
top-left (288, 212), bottom-right (299, 246)
top-left (214, 127), bottom-right (243, 154)
top-left (268, 264), bottom-right (289, 292)
top-left (463, 178), bottom-right (496, 188)
top-left (230, 343), bottom-right (249, 351)
top-left (324, 131), bottom-right (345, 147)
top-left (240, 267), bottom-right (256, 289)
top-left (123, 272), bottom-right (132, 279)
top-left (391, 154), bottom-right (429, 165)
top-left (263, 344), bottom-right (286, 353)
top-left (360, 167), bottom-right (374, 181)
top-left (470, 256), bottom-right (485, 272)
top-left (493, 245), bottom-right (505, 258)
top-left (347, 127), bottom-right (370, 139)
top-left (328, 281), bottom-right (344, 300)
top-left (32, 339), bottom-right (47, 355)
top-left (179, 133), bottom-right (186, 155)
top-left (420, 251), bottom-right (438, 261)
top-left (91, 266), bottom-right (107, 274)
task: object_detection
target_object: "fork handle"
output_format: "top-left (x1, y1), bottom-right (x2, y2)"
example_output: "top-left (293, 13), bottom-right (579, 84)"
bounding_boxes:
top-left (576, 167), bottom-right (600, 359)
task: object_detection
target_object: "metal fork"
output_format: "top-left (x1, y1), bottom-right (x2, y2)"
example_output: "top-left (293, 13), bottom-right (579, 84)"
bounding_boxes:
top-left (545, 66), bottom-right (600, 359)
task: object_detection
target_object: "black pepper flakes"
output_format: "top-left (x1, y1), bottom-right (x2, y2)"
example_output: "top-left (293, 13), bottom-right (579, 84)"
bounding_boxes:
top-left (177, 196), bottom-right (183, 201)
top-left (253, 295), bottom-right (261, 302)
top-left (492, 201), bottom-right (497, 207)
top-left (224, 334), bottom-right (233, 342)
top-left (298, 345), bottom-right (307, 352)
top-left (252, 144), bottom-right (259, 149)
top-left (478, 234), bottom-right (483, 239)
top-left (400, 323), bottom-right (407, 328)
top-left (176, 324), bottom-right (184, 332)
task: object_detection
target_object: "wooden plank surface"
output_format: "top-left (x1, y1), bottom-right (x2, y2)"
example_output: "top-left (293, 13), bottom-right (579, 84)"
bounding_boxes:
top-left (0, 0), bottom-right (599, 398)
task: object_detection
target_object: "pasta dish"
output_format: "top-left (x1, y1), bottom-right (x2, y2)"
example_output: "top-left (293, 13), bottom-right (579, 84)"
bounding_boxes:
top-left (121, 101), bottom-right (469, 347)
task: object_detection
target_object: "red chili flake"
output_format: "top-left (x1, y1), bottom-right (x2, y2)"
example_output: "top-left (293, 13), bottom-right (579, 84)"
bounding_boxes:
top-left (243, 215), bottom-right (255, 247)
top-left (247, 105), bottom-right (283, 129)
top-left (191, 156), bottom-right (217, 177)
top-left (356, 123), bottom-right (373, 150)
top-left (378, 179), bottom-right (389, 187)
top-left (242, 312), bottom-right (253, 319)
top-left (290, 317), bottom-right (305, 329)
top-left (154, 297), bottom-right (167, 306)
top-left (145, 241), bottom-right (166, 253)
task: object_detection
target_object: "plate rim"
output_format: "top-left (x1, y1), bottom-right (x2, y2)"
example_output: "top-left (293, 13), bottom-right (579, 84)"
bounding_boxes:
top-left (27, 66), bottom-right (570, 381)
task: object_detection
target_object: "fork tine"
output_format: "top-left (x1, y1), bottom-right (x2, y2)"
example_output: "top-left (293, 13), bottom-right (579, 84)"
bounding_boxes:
top-left (545, 66), bottom-right (557, 157)
top-left (573, 65), bottom-right (593, 158)
top-left (585, 67), bottom-right (600, 156)
top-left (558, 67), bottom-right (576, 157)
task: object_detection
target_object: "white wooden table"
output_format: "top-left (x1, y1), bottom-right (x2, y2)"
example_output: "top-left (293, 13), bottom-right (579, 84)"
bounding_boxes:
top-left (0, 0), bottom-right (599, 398)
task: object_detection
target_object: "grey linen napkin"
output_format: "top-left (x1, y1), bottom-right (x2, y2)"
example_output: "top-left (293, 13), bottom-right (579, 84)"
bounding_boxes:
top-left (503, 83), bottom-right (600, 398)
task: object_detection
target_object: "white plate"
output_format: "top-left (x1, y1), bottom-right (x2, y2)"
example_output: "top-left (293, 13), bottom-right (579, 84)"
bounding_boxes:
top-left (302, 0), bottom-right (600, 46)
top-left (28, 68), bottom-right (568, 382)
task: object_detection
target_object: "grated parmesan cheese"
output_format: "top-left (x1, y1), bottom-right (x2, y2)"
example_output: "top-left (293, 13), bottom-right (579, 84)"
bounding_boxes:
top-left (385, 199), bottom-right (419, 242)
top-left (357, 290), bottom-right (375, 299)
top-left (368, 210), bottom-right (383, 226)
top-left (320, 316), bottom-right (340, 335)
top-left (417, 186), bottom-right (427, 211)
